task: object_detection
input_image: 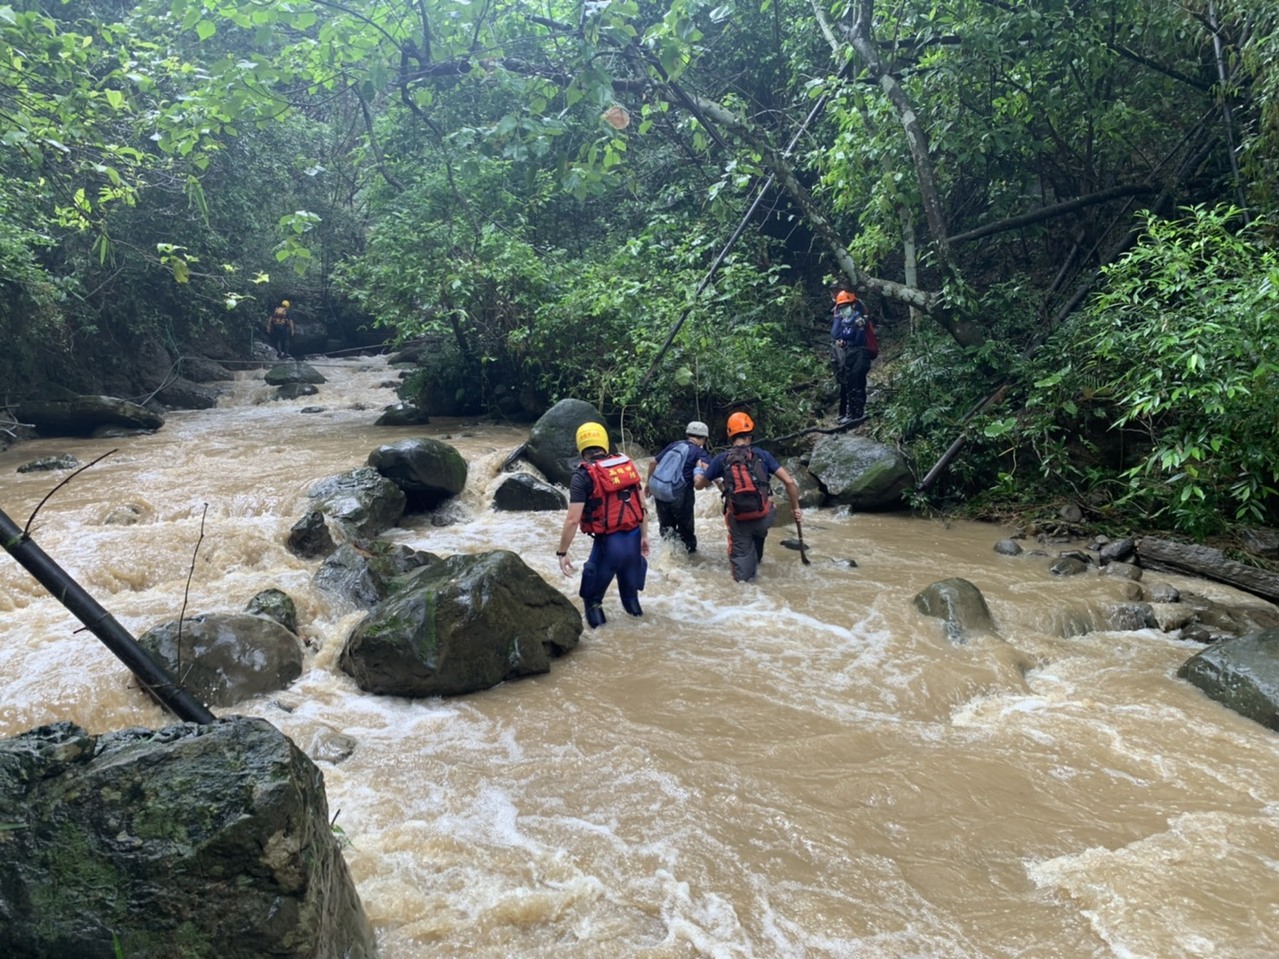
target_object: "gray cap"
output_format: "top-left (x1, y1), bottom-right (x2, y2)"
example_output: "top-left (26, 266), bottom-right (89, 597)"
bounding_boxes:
top-left (686, 420), bottom-right (709, 438)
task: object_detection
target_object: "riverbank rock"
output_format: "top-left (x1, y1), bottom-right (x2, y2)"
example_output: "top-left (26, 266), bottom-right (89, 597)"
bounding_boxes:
top-left (339, 549), bottom-right (581, 696)
top-left (1178, 628), bottom-right (1279, 731)
top-left (15, 395), bottom-right (165, 437)
top-left (308, 466), bottom-right (406, 540)
top-left (367, 437), bottom-right (468, 511)
top-left (179, 355), bottom-right (235, 382)
top-left (154, 376), bottom-right (221, 410)
top-left (138, 612), bottom-right (304, 707)
top-left (525, 399), bottom-right (609, 487)
top-left (913, 577), bottom-right (997, 643)
top-left (807, 434), bottom-right (912, 510)
top-left (0, 718), bottom-right (375, 959)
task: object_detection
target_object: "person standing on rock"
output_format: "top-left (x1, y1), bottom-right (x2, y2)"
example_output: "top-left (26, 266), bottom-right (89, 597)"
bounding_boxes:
top-left (556, 422), bottom-right (650, 628)
top-left (267, 300), bottom-right (294, 358)
top-left (829, 289), bottom-right (877, 423)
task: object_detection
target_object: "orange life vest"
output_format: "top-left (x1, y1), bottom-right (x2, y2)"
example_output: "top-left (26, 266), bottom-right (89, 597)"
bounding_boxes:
top-left (579, 454), bottom-right (644, 536)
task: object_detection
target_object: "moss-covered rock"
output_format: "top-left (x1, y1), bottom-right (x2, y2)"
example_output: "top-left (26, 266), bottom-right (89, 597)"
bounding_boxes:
top-left (0, 718), bottom-right (375, 959)
top-left (339, 549), bottom-right (581, 696)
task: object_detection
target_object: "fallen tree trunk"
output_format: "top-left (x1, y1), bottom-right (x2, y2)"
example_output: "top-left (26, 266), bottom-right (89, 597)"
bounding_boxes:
top-left (0, 507), bottom-right (217, 725)
top-left (1136, 537), bottom-right (1279, 605)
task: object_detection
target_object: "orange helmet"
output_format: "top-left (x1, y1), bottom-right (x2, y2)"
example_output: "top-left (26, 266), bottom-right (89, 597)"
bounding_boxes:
top-left (835, 290), bottom-right (857, 305)
top-left (727, 412), bottom-right (754, 438)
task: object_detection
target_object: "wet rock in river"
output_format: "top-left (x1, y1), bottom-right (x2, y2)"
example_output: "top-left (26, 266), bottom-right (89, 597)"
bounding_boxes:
top-left (1179, 628), bottom-right (1279, 731)
top-left (0, 718), bottom-right (375, 958)
top-left (340, 549), bottom-right (581, 696)
top-left (913, 577), bottom-right (997, 644)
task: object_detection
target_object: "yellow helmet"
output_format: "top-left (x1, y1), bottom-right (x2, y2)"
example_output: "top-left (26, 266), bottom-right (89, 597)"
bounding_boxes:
top-left (281, 300), bottom-right (291, 308)
top-left (575, 422), bottom-right (609, 455)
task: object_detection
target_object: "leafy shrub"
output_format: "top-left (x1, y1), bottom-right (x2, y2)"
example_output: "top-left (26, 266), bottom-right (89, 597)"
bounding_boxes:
top-left (1032, 205), bottom-right (1279, 536)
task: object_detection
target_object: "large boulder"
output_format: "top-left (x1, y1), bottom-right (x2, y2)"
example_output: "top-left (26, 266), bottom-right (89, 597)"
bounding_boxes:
top-left (308, 466), bottom-right (406, 540)
top-left (264, 361), bottom-right (326, 386)
top-left (778, 456), bottom-right (826, 509)
top-left (138, 612), bottom-right (304, 708)
top-left (339, 550), bottom-right (582, 696)
top-left (913, 578), bottom-right (997, 644)
top-left (524, 398), bottom-right (608, 487)
top-left (1178, 628), bottom-right (1279, 730)
top-left (15, 395), bottom-right (165, 437)
top-left (807, 434), bottom-right (913, 510)
top-left (367, 437), bottom-right (468, 511)
top-left (0, 718), bottom-right (375, 959)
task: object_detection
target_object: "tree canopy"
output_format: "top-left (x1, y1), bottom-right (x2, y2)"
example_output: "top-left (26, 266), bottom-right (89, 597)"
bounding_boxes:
top-left (4, 0), bottom-right (1279, 536)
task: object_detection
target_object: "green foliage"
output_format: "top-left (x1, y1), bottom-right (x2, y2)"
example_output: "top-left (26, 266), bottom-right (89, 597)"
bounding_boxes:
top-left (1030, 205), bottom-right (1279, 536)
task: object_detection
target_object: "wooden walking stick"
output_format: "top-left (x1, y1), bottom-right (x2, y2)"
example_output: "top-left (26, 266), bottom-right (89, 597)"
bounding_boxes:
top-left (796, 519), bottom-right (812, 565)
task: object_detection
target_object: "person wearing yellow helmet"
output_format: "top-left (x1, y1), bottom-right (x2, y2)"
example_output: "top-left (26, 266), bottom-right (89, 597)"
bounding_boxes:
top-left (830, 288), bottom-right (877, 424)
top-left (266, 299), bottom-right (295, 358)
top-left (693, 411), bottom-right (802, 582)
top-left (556, 422), bottom-right (650, 627)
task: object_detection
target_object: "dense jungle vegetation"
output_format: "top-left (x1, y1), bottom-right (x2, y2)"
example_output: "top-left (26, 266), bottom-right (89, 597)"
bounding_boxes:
top-left (2, 0), bottom-right (1278, 539)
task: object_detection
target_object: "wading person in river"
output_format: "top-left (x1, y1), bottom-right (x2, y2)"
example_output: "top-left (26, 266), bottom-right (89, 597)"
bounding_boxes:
top-left (694, 412), bottom-right (802, 583)
top-left (644, 420), bottom-right (710, 553)
top-left (556, 422), bottom-right (650, 628)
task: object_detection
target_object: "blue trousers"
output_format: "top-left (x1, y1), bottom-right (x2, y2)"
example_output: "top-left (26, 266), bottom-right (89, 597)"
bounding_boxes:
top-left (580, 527), bottom-right (647, 607)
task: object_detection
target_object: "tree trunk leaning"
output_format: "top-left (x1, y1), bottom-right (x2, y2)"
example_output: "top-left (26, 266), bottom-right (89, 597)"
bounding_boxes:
top-left (1136, 537), bottom-right (1279, 605)
top-left (0, 507), bottom-right (217, 725)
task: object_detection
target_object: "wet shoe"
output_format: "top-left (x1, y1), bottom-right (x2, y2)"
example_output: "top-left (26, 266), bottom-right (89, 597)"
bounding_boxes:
top-left (621, 597), bottom-right (643, 617)
top-left (585, 604), bottom-right (607, 629)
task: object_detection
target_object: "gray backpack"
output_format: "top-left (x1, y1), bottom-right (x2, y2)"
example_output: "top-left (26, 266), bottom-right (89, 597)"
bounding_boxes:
top-left (649, 444), bottom-right (688, 502)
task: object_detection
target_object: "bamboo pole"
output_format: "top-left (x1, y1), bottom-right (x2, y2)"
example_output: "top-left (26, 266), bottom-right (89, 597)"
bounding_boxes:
top-left (0, 507), bottom-right (217, 725)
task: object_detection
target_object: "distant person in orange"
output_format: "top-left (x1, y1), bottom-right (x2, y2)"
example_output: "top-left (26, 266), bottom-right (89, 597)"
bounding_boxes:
top-left (829, 289), bottom-right (877, 423)
top-left (267, 300), bottom-right (294, 358)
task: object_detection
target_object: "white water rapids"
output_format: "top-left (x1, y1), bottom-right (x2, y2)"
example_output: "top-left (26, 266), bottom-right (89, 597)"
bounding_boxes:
top-left (1, 356), bottom-right (1276, 958)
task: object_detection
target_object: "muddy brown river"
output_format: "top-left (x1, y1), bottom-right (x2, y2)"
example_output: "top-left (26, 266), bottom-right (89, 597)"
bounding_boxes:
top-left (2, 357), bottom-right (1276, 958)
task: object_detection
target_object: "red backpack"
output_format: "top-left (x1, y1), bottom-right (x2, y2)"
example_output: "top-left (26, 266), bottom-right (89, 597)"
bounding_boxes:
top-left (579, 454), bottom-right (645, 535)
top-left (721, 447), bottom-right (772, 521)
